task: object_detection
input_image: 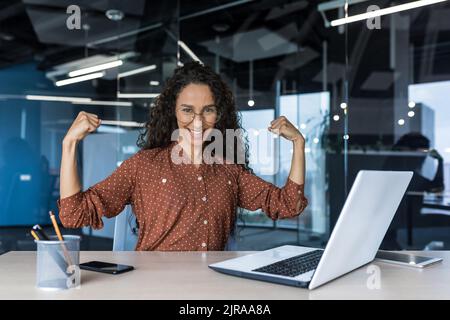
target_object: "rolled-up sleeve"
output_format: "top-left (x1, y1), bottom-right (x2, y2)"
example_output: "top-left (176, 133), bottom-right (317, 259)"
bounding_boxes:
top-left (57, 153), bottom-right (138, 230)
top-left (236, 166), bottom-right (308, 220)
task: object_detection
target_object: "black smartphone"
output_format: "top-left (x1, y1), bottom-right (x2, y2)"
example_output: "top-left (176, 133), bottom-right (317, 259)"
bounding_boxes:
top-left (79, 261), bottom-right (134, 274)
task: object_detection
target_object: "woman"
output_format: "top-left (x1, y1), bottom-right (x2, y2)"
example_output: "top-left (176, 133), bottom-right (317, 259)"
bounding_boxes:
top-left (58, 61), bottom-right (308, 251)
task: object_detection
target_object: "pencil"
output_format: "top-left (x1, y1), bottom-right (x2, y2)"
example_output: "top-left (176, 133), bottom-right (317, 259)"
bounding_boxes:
top-left (49, 211), bottom-right (64, 241)
top-left (49, 211), bottom-right (73, 266)
top-left (30, 230), bottom-right (40, 241)
top-left (32, 225), bottom-right (50, 240)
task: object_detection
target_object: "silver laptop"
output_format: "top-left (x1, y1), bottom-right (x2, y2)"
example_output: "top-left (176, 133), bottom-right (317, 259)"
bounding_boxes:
top-left (209, 170), bottom-right (413, 290)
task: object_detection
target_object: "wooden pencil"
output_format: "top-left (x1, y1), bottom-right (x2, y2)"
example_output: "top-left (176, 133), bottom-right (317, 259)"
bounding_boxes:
top-left (49, 211), bottom-right (73, 266)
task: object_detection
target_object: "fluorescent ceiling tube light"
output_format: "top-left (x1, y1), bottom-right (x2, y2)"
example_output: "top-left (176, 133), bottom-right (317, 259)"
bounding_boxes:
top-left (97, 125), bottom-right (127, 134)
top-left (330, 0), bottom-right (447, 26)
top-left (55, 72), bottom-right (105, 87)
top-left (117, 93), bottom-right (160, 98)
top-left (71, 100), bottom-right (133, 107)
top-left (178, 40), bottom-right (203, 64)
top-left (100, 120), bottom-right (144, 127)
top-left (68, 60), bottom-right (123, 77)
top-left (118, 65), bottom-right (157, 78)
top-left (25, 95), bottom-right (92, 103)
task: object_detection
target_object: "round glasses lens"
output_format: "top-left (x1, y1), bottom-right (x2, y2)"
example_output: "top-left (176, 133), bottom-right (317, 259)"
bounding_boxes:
top-left (203, 109), bottom-right (219, 124)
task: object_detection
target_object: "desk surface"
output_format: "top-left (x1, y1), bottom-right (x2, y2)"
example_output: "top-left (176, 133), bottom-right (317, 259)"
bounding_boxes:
top-left (1, 250), bottom-right (449, 300)
top-left (405, 191), bottom-right (450, 215)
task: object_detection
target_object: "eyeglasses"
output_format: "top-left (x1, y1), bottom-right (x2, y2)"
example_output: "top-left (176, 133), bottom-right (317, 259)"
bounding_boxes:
top-left (176, 106), bottom-right (221, 124)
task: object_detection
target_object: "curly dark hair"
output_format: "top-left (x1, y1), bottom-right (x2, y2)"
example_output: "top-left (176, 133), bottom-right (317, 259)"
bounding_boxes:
top-left (137, 61), bottom-right (251, 171)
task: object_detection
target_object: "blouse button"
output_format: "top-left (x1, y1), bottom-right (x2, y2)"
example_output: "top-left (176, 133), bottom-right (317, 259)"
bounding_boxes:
top-left (298, 190), bottom-right (302, 194)
top-left (228, 180), bottom-right (231, 185)
top-left (203, 220), bottom-right (208, 225)
top-left (198, 176), bottom-right (203, 181)
top-left (202, 196), bottom-right (207, 202)
top-left (201, 242), bottom-right (207, 248)
top-left (162, 178), bottom-right (167, 183)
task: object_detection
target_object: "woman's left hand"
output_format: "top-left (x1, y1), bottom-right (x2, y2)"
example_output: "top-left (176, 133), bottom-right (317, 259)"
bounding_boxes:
top-left (268, 116), bottom-right (305, 145)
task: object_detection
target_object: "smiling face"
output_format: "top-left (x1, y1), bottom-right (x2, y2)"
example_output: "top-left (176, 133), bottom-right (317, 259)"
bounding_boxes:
top-left (175, 83), bottom-right (218, 144)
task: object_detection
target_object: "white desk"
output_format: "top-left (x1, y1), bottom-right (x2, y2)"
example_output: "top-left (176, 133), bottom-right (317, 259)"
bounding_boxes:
top-left (0, 251), bottom-right (449, 300)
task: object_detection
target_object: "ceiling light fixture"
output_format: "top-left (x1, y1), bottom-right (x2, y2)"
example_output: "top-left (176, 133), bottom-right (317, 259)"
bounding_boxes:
top-left (71, 100), bottom-right (133, 107)
top-left (330, 0), bottom-right (447, 27)
top-left (55, 72), bottom-right (105, 87)
top-left (248, 60), bottom-right (254, 107)
top-left (117, 93), bottom-right (160, 99)
top-left (105, 9), bottom-right (124, 21)
top-left (68, 60), bottom-right (123, 77)
top-left (178, 40), bottom-right (203, 64)
top-left (100, 120), bottom-right (143, 127)
top-left (118, 65), bottom-right (157, 78)
top-left (25, 95), bottom-right (92, 103)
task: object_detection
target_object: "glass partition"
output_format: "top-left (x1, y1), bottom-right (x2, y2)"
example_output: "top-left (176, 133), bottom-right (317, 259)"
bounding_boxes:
top-left (0, 1), bottom-right (180, 252)
top-left (345, 0), bottom-right (450, 250)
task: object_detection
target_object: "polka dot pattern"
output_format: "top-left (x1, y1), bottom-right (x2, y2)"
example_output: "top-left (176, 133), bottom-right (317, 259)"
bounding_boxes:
top-left (57, 142), bottom-right (308, 251)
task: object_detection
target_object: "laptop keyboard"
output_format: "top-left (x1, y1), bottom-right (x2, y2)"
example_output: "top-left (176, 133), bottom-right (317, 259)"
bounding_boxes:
top-left (252, 250), bottom-right (323, 278)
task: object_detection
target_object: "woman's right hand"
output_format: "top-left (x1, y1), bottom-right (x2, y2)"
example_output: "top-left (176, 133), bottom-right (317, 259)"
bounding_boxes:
top-left (64, 111), bottom-right (101, 143)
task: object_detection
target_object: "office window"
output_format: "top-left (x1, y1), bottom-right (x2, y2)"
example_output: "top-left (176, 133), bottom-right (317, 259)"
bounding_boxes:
top-left (409, 81), bottom-right (450, 192)
top-left (278, 92), bottom-right (329, 235)
top-left (344, 1), bottom-right (450, 250)
top-left (238, 109), bottom-right (276, 228)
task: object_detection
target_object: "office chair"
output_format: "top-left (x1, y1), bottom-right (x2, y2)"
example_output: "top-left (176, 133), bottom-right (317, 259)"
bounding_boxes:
top-left (112, 205), bottom-right (138, 251)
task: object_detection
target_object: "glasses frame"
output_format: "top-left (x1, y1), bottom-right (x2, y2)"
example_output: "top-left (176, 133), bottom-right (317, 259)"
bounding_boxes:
top-left (176, 106), bottom-right (221, 125)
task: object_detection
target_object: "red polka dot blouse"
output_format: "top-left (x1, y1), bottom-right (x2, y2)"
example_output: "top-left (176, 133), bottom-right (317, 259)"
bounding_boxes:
top-left (57, 142), bottom-right (308, 251)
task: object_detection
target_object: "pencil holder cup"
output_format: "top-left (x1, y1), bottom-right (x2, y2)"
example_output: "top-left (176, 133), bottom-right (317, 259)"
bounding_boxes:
top-left (35, 235), bottom-right (81, 290)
